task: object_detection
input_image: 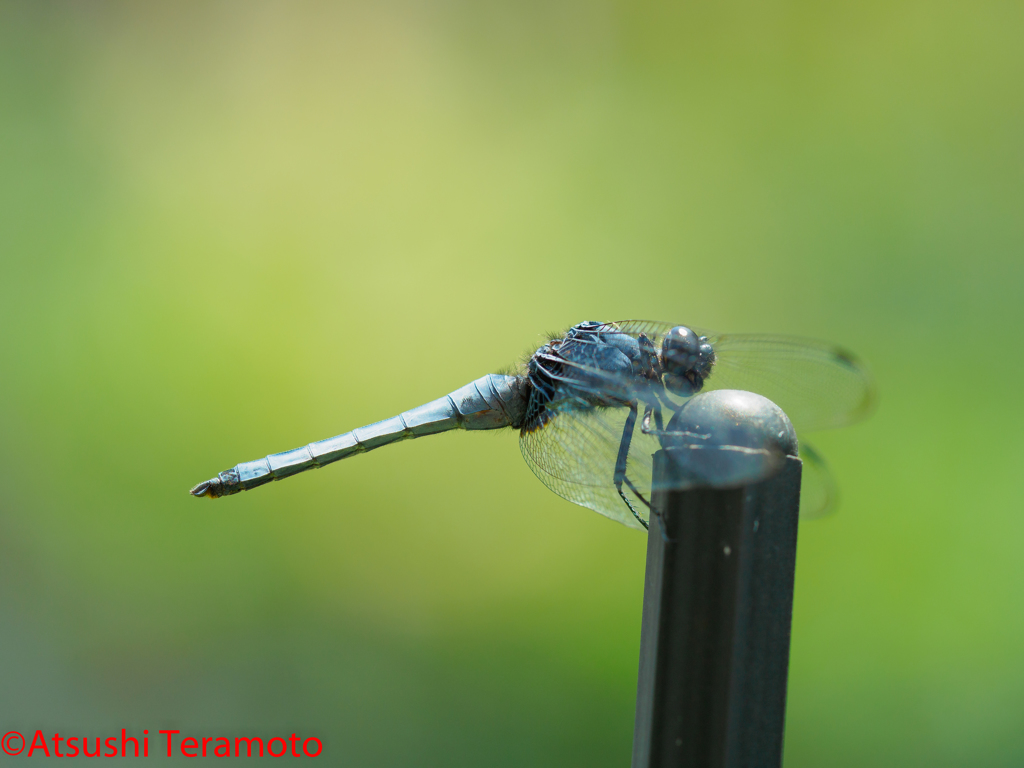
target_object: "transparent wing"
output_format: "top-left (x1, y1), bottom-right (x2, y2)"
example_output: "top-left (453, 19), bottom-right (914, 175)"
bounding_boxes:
top-left (798, 442), bottom-right (839, 519)
top-left (519, 399), bottom-right (788, 530)
top-left (520, 402), bottom-right (657, 530)
top-left (706, 335), bottom-right (875, 433)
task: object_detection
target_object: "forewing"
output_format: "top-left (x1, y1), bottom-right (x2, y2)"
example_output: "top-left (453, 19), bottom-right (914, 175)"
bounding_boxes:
top-left (707, 335), bottom-right (875, 432)
top-left (603, 320), bottom-right (679, 339)
top-left (594, 322), bottom-right (875, 433)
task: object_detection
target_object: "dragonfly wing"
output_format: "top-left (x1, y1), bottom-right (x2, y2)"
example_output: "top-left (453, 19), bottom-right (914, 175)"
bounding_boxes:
top-left (520, 403), bottom-right (658, 530)
top-left (519, 398), bottom-right (791, 530)
top-left (797, 441), bottom-right (839, 519)
top-left (702, 334), bottom-right (875, 433)
top-left (589, 322), bottom-right (875, 433)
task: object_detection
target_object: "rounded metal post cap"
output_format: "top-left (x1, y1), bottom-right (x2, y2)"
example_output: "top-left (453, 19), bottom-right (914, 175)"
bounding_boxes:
top-left (661, 389), bottom-right (798, 488)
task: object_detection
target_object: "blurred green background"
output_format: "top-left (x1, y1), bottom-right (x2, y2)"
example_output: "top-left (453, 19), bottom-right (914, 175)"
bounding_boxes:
top-left (1, 1), bottom-right (1022, 765)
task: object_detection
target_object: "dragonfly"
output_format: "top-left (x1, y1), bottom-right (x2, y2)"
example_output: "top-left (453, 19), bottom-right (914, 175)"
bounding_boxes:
top-left (190, 320), bottom-right (874, 530)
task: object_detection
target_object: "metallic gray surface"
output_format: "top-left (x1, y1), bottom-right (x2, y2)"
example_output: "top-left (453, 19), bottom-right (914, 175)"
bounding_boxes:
top-left (632, 452), bottom-right (801, 768)
top-left (658, 390), bottom-right (798, 490)
top-left (190, 374), bottom-right (527, 498)
top-left (664, 389), bottom-right (798, 456)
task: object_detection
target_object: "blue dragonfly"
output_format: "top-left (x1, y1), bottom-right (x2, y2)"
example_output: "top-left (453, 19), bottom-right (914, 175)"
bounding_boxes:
top-left (190, 321), bottom-right (874, 530)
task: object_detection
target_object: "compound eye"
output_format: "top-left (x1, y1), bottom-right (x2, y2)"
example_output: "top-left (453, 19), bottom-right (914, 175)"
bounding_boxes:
top-left (662, 326), bottom-right (715, 397)
top-left (662, 326), bottom-right (701, 365)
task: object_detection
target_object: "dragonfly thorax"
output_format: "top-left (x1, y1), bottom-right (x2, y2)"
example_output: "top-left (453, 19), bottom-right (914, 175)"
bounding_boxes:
top-left (521, 321), bottom-right (719, 432)
top-left (523, 322), bottom-right (650, 429)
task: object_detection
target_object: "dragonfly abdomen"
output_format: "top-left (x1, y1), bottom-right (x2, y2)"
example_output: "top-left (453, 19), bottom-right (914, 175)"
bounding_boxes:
top-left (190, 374), bottom-right (528, 498)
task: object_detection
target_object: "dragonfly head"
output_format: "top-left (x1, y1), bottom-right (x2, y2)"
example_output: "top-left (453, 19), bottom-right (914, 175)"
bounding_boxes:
top-left (661, 326), bottom-right (716, 397)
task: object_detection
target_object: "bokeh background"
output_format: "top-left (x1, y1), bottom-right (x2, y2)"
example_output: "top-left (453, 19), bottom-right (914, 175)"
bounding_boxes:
top-left (1, 1), bottom-right (1022, 765)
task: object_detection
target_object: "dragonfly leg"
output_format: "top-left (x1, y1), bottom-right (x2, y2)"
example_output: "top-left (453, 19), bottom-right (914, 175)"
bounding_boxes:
top-left (613, 402), bottom-right (638, 486)
top-left (640, 403), bottom-right (666, 436)
top-left (640, 404), bottom-right (653, 434)
top-left (645, 391), bottom-right (710, 441)
top-left (638, 405), bottom-right (663, 436)
top-left (634, 405), bottom-right (676, 540)
top-left (624, 476), bottom-right (651, 509)
top-left (614, 401), bottom-right (649, 529)
top-left (617, 487), bottom-right (649, 530)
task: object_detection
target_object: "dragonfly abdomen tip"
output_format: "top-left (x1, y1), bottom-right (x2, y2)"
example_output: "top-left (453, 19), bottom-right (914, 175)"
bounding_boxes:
top-left (189, 479), bottom-right (217, 498)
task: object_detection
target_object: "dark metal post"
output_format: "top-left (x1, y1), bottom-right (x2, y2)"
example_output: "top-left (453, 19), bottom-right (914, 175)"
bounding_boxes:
top-left (631, 451), bottom-right (802, 768)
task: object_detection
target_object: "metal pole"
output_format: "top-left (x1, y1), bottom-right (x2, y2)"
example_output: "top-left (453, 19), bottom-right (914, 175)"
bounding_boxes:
top-left (631, 450), bottom-right (802, 768)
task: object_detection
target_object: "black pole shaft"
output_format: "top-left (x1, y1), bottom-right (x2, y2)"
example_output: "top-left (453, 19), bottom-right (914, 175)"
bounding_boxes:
top-left (631, 451), bottom-right (802, 768)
